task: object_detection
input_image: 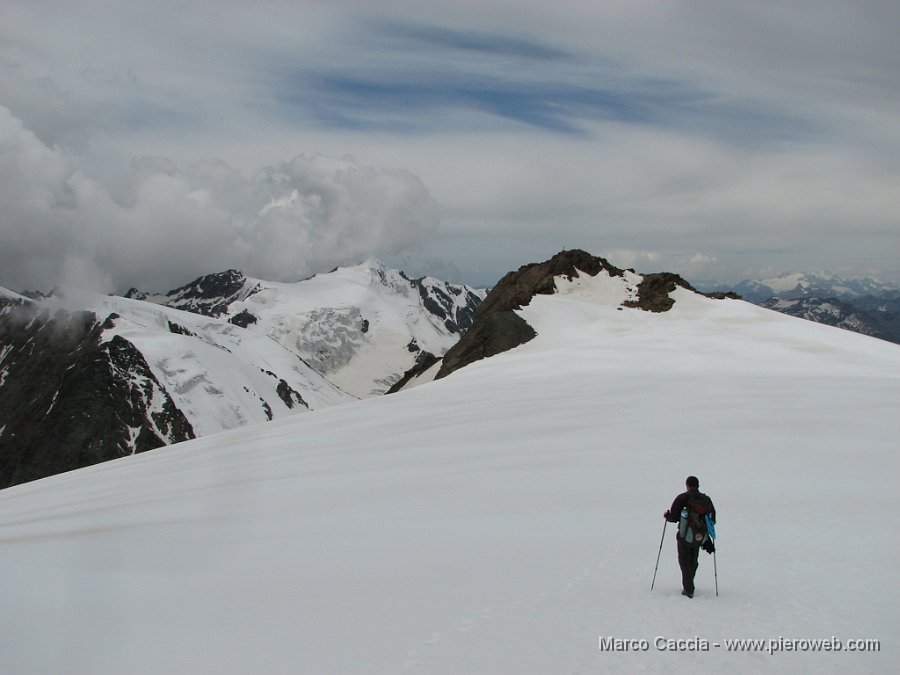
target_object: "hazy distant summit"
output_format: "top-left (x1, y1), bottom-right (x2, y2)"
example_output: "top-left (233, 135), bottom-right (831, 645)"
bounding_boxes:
top-left (702, 271), bottom-right (900, 345)
top-left (715, 271), bottom-right (898, 304)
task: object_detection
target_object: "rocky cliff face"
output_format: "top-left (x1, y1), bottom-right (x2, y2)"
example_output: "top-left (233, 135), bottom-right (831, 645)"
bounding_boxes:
top-left (412, 276), bottom-right (484, 335)
top-left (0, 302), bottom-right (194, 489)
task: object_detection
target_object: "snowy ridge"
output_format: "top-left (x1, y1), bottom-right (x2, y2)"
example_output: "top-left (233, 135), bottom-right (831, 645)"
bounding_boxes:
top-left (520, 273), bottom-right (895, 377)
top-left (2, 262), bottom-right (897, 673)
top-left (0, 287), bottom-right (32, 303)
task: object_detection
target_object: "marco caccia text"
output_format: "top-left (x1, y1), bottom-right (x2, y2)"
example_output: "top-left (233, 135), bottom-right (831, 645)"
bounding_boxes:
top-left (599, 636), bottom-right (710, 652)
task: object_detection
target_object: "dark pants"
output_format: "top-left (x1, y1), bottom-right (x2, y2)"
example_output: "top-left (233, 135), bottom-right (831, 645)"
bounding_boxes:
top-left (677, 536), bottom-right (700, 594)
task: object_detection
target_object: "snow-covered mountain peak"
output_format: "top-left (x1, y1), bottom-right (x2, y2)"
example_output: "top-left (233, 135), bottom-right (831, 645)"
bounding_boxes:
top-left (309, 258), bottom-right (417, 298)
top-left (0, 287), bottom-right (31, 303)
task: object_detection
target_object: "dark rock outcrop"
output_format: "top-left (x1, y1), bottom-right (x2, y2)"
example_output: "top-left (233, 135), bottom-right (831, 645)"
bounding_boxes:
top-left (229, 310), bottom-right (258, 328)
top-left (275, 378), bottom-right (309, 410)
top-left (412, 278), bottom-right (483, 334)
top-left (623, 272), bottom-right (696, 313)
top-left (161, 269), bottom-right (259, 318)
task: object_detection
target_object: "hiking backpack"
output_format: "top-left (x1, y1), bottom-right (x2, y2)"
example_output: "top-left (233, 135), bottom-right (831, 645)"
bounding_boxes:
top-left (679, 491), bottom-right (713, 547)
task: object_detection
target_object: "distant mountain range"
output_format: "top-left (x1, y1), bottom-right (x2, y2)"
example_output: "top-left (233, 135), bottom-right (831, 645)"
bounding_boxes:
top-left (0, 261), bottom-right (484, 488)
top-left (701, 272), bottom-right (900, 345)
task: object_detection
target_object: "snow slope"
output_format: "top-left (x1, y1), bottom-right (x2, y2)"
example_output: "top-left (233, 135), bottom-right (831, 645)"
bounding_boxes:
top-left (1, 271), bottom-right (898, 674)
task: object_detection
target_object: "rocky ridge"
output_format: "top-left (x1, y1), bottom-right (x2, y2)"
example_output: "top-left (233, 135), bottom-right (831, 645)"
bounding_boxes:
top-left (431, 250), bottom-right (711, 382)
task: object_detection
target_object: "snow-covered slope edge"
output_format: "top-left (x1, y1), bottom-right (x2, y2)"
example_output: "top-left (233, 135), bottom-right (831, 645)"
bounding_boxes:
top-left (1, 257), bottom-right (898, 673)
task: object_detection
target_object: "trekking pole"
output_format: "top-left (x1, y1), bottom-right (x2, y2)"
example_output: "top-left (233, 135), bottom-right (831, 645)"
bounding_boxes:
top-left (713, 548), bottom-right (719, 597)
top-left (651, 520), bottom-right (668, 590)
top-left (704, 514), bottom-right (718, 597)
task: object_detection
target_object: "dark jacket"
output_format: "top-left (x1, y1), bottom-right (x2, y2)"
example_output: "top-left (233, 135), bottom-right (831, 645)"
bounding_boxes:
top-left (666, 489), bottom-right (716, 534)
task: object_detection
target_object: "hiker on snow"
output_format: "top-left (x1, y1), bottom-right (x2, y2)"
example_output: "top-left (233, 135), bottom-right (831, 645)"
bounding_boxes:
top-left (664, 476), bottom-right (716, 598)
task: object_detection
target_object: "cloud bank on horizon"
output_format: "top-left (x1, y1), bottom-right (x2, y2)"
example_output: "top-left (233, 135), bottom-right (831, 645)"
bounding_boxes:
top-left (0, 107), bottom-right (437, 291)
top-left (1, 0), bottom-right (898, 292)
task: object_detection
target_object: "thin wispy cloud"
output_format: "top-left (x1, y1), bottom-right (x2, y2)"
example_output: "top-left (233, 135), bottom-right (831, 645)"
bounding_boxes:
top-left (378, 22), bottom-right (572, 61)
top-left (281, 20), bottom-right (811, 142)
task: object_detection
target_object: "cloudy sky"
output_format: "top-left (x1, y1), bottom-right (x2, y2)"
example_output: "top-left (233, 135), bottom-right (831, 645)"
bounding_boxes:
top-left (1, 0), bottom-right (898, 292)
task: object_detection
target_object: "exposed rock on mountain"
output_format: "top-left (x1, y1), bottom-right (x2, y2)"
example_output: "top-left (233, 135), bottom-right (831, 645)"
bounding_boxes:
top-left (386, 351), bottom-right (440, 394)
top-left (128, 269), bottom-right (264, 318)
top-left (624, 272), bottom-right (695, 312)
top-left (0, 285), bottom-right (351, 488)
top-left (0, 303), bottom-right (194, 489)
top-left (412, 277), bottom-right (483, 334)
